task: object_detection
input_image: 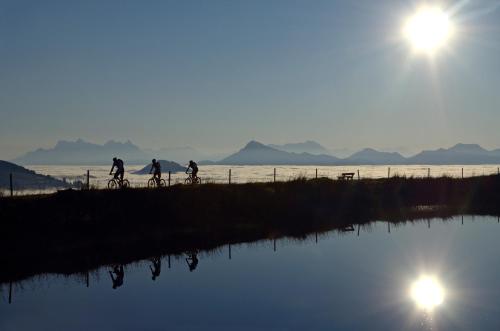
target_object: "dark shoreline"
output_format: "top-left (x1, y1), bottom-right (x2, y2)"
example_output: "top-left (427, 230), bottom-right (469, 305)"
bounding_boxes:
top-left (1, 175), bottom-right (500, 284)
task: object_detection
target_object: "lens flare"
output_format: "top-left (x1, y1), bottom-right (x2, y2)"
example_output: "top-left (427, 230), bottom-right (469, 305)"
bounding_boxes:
top-left (410, 276), bottom-right (445, 310)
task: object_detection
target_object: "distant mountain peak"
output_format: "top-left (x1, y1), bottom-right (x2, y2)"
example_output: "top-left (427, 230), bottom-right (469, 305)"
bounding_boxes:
top-left (358, 148), bottom-right (378, 153)
top-left (219, 141), bottom-right (339, 165)
top-left (449, 143), bottom-right (486, 152)
top-left (347, 148), bottom-right (405, 164)
top-left (242, 141), bottom-right (270, 150)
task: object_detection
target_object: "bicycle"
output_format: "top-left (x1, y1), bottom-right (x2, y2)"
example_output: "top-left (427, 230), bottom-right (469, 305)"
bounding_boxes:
top-left (185, 172), bottom-right (201, 185)
top-left (148, 176), bottom-right (166, 188)
top-left (108, 176), bottom-right (130, 189)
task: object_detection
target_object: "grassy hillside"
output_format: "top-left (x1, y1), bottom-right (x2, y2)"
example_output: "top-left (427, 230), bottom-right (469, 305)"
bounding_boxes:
top-left (0, 160), bottom-right (71, 190)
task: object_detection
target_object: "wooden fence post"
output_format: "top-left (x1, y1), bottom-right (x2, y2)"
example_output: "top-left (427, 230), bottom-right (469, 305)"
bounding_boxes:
top-left (357, 170), bottom-right (360, 180)
top-left (9, 173), bottom-right (13, 197)
top-left (388, 167), bottom-right (391, 178)
top-left (86, 170), bottom-right (90, 190)
top-left (168, 171), bottom-right (171, 187)
top-left (315, 168), bottom-right (318, 179)
top-left (274, 168), bottom-right (276, 183)
top-left (229, 169), bottom-right (232, 184)
top-left (428, 168), bottom-right (430, 178)
top-left (462, 168), bottom-right (464, 179)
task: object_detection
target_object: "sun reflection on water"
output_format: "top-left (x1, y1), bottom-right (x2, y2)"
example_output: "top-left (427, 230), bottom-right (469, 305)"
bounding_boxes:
top-left (410, 276), bottom-right (445, 311)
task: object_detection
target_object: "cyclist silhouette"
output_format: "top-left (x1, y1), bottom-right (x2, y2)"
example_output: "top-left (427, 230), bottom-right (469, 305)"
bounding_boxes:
top-left (185, 251), bottom-right (199, 272)
top-left (110, 157), bottom-right (125, 182)
top-left (149, 159), bottom-right (162, 185)
top-left (109, 265), bottom-right (124, 289)
top-left (149, 257), bottom-right (161, 281)
top-left (186, 160), bottom-right (198, 180)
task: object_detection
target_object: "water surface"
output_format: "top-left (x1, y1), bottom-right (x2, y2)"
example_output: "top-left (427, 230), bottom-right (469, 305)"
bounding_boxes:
top-left (2, 216), bottom-right (500, 330)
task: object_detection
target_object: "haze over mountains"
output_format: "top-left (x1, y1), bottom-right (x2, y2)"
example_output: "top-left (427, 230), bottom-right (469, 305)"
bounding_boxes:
top-left (13, 139), bottom-right (151, 165)
top-left (11, 139), bottom-right (500, 166)
top-left (268, 141), bottom-right (330, 155)
top-left (13, 139), bottom-right (226, 166)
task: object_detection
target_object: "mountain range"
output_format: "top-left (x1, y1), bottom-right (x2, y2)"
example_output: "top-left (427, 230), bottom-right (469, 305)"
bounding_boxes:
top-left (216, 141), bottom-right (500, 165)
top-left (13, 139), bottom-right (151, 165)
top-left (13, 139), bottom-right (227, 165)
top-left (218, 141), bottom-right (340, 165)
top-left (11, 139), bottom-right (500, 166)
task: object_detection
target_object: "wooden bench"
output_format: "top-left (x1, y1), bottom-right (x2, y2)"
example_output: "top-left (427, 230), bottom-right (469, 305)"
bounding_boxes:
top-left (340, 224), bottom-right (355, 232)
top-left (337, 172), bottom-right (355, 180)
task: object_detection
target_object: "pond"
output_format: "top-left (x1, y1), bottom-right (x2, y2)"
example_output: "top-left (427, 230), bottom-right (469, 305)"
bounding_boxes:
top-left (2, 215), bottom-right (500, 330)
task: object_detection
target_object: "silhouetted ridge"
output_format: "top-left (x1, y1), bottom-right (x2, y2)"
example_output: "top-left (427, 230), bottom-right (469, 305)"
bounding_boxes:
top-left (346, 148), bottom-right (406, 165)
top-left (133, 160), bottom-right (185, 174)
top-left (0, 160), bottom-right (70, 189)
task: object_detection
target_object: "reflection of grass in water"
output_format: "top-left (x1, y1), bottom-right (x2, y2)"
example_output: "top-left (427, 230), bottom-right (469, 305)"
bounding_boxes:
top-left (1, 175), bottom-right (500, 284)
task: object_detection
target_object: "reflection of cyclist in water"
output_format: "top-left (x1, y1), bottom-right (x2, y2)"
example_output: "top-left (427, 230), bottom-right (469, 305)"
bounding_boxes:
top-left (185, 251), bottom-right (199, 272)
top-left (109, 265), bottom-right (124, 289)
top-left (149, 159), bottom-right (162, 185)
top-left (186, 160), bottom-right (198, 180)
top-left (149, 257), bottom-right (161, 281)
top-left (110, 157), bottom-right (125, 181)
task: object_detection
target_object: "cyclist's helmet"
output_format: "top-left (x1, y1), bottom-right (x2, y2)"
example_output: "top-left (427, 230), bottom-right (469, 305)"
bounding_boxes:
top-left (113, 157), bottom-right (117, 162)
top-left (152, 159), bottom-right (156, 163)
top-left (189, 160), bottom-right (193, 164)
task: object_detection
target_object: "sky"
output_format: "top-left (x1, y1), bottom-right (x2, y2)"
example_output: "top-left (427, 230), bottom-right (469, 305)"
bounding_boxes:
top-left (1, 0), bottom-right (500, 159)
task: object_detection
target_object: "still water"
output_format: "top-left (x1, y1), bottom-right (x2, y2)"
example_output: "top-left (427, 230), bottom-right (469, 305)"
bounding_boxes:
top-left (2, 216), bottom-right (500, 330)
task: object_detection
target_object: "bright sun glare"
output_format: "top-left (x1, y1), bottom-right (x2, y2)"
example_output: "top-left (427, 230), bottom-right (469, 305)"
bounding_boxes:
top-left (403, 6), bottom-right (453, 55)
top-left (410, 276), bottom-right (445, 310)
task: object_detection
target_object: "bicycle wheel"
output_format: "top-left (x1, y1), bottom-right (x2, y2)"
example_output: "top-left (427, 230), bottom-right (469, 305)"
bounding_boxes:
top-left (108, 179), bottom-right (118, 189)
top-left (195, 177), bottom-right (201, 184)
top-left (147, 178), bottom-right (156, 188)
top-left (121, 179), bottom-right (130, 188)
top-left (185, 177), bottom-right (192, 185)
top-left (159, 179), bottom-right (167, 187)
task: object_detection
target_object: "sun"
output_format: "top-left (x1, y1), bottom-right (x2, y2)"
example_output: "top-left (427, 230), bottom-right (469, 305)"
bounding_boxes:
top-left (403, 6), bottom-right (453, 55)
top-left (410, 276), bottom-right (445, 310)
